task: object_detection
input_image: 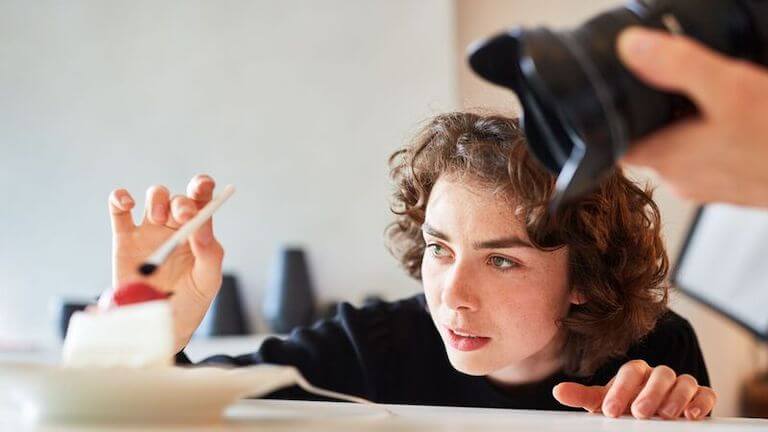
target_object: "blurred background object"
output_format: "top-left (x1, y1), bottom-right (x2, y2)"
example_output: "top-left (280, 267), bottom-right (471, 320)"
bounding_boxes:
top-left (673, 204), bottom-right (768, 418)
top-left (262, 246), bottom-right (316, 334)
top-left (673, 206), bottom-right (768, 342)
top-left (742, 371), bottom-right (768, 418)
top-left (55, 299), bottom-right (91, 340)
top-left (205, 274), bottom-right (250, 336)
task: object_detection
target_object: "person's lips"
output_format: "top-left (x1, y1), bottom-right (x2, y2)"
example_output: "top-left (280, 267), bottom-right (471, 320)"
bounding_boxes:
top-left (443, 325), bottom-right (492, 352)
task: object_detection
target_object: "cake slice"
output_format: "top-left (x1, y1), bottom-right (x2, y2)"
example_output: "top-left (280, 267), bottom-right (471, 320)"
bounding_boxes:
top-left (62, 282), bottom-right (174, 368)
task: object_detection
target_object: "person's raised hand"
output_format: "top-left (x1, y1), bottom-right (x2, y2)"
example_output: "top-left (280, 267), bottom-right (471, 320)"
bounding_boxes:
top-left (108, 174), bottom-right (225, 351)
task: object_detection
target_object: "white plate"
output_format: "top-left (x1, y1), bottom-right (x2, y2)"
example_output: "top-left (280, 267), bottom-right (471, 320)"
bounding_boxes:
top-left (0, 362), bottom-right (298, 425)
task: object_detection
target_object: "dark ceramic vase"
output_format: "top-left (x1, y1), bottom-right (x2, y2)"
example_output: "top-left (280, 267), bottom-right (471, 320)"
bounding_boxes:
top-left (208, 274), bottom-right (250, 336)
top-left (262, 247), bottom-right (316, 333)
top-left (58, 300), bottom-right (90, 340)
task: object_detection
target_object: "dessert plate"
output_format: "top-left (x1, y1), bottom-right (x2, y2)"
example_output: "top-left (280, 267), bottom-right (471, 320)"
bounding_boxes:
top-left (0, 362), bottom-right (302, 424)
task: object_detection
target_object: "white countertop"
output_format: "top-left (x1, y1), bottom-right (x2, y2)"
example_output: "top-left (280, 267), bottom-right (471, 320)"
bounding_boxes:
top-left (2, 399), bottom-right (766, 431)
top-left (2, 336), bottom-right (767, 430)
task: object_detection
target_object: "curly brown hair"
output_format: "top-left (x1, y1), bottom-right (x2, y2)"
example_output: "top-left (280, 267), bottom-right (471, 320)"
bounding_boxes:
top-left (386, 112), bottom-right (669, 376)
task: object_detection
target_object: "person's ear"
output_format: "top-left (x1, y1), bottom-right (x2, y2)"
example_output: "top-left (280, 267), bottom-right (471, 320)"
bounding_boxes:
top-left (569, 288), bottom-right (587, 305)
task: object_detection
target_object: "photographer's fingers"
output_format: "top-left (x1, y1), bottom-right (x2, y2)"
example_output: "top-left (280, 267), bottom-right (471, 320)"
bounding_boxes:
top-left (617, 27), bottom-right (736, 113)
top-left (143, 185), bottom-right (171, 226)
top-left (108, 189), bottom-right (136, 234)
top-left (621, 117), bottom-right (741, 203)
top-left (621, 117), bottom-right (706, 170)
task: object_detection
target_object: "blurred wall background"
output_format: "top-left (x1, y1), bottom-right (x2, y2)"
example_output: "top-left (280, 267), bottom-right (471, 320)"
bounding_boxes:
top-left (0, 0), bottom-right (455, 342)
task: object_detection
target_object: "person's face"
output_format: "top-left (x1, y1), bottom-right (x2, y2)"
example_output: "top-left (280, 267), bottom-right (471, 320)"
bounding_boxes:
top-left (421, 176), bottom-right (581, 379)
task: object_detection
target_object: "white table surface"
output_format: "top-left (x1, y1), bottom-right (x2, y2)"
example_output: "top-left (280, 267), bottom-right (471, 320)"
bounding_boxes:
top-left (1, 399), bottom-right (766, 431)
top-left (2, 336), bottom-right (767, 431)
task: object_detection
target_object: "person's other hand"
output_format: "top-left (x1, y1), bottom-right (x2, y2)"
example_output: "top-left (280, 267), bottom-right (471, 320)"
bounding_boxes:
top-left (553, 360), bottom-right (716, 420)
top-left (617, 27), bottom-right (768, 208)
top-left (108, 174), bottom-right (225, 352)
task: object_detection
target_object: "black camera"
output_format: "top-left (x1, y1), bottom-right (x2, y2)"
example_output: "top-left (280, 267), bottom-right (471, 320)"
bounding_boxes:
top-left (468, 0), bottom-right (768, 211)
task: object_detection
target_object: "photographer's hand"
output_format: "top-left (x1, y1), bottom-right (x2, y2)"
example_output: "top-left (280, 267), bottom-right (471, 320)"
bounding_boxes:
top-left (617, 27), bottom-right (768, 208)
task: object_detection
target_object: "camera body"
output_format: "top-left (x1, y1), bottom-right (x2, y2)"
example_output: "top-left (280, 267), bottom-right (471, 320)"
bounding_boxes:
top-left (469, 0), bottom-right (768, 210)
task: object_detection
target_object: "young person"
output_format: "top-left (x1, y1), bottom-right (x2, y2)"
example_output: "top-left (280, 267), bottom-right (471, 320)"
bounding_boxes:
top-left (108, 112), bottom-right (716, 420)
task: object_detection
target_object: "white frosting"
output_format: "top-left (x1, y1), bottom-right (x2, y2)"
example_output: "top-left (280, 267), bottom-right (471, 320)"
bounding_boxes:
top-left (62, 301), bottom-right (174, 368)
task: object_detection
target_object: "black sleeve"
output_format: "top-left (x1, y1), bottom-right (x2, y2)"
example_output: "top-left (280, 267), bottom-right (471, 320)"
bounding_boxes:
top-left (175, 302), bottom-right (382, 401)
top-left (625, 311), bottom-right (711, 387)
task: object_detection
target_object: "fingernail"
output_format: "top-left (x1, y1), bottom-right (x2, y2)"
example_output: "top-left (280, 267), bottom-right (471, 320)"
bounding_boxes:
top-left (152, 203), bottom-right (166, 220)
top-left (605, 402), bottom-right (621, 417)
top-left (619, 28), bottom-right (657, 59)
top-left (662, 404), bottom-right (679, 418)
top-left (195, 176), bottom-right (213, 193)
top-left (179, 205), bottom-right (194, 216)
top-left (198, 176), bottom-right (212, 188)
top-left (635, 400), bottom-right (652, 417)
top-left (120, 196), bottom-right (133, 207)
top-left (689, 407), bottom-right (701, 419)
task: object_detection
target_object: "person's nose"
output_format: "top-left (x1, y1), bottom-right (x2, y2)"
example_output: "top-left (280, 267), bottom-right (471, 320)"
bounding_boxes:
top-left (441, 258), bottom-right (479, 312)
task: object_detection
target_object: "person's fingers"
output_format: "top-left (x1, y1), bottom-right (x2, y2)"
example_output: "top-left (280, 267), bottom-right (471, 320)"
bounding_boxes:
top-left (186, 174), bottom-right (216, 248)
top-left (170, 190), bottom-right (223, 278)
top-left (189, 239), bottom-right (224, 300)
top-left (552, 382), bottom-right (607, 413)
top-left (620, 117), bottom-right (708, 175)
top-left (622, 117), bottom-right (702, 163)
top-left (683, 387), bottom-right (717, 421)
top-left (630, 365), bottom-right (677, 419)
top-left (186, 174), bottom-right (215, 209)
top-left (108, 189), bottom-right (136, 234)
top-left (185, 175), bottom-right (224, 305)
top-left (659, 374), bottom-right (699, 419)
top-left (169, 195), bottom-right (198, 229)
top-left (602, 360), bottom-right (652, 418)
top-left (617, 27), bottom-right (738, 112)
top-left (143, 185), bottom-right (171, 225)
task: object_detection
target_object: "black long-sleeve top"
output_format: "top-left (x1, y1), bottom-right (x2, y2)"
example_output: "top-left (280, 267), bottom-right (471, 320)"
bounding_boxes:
top-left (176, 294), bottom-right (709, 411)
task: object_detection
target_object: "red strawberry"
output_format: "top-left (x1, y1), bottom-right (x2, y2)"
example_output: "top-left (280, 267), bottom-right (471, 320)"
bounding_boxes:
top-left (113, 281), bottom-right (169, 306)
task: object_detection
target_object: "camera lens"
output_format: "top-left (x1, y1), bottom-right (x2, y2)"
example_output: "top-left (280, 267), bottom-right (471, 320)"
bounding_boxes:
top-left (468, 0), bottom-right (765, 210)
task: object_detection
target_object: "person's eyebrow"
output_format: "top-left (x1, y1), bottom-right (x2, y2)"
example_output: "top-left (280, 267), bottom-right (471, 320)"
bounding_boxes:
top-left (422, 223), bottom-right (450, 241)
top-left (422, 223), bottom-right (533, 249)
top-left (473, 236), bottom-right (534, 250)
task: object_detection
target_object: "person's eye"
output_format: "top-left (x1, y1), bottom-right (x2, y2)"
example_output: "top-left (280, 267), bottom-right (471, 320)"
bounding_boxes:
top-left (427, 243), bottom-right (449, 258)
top-left (488, 255), bottom-right (517, 271)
